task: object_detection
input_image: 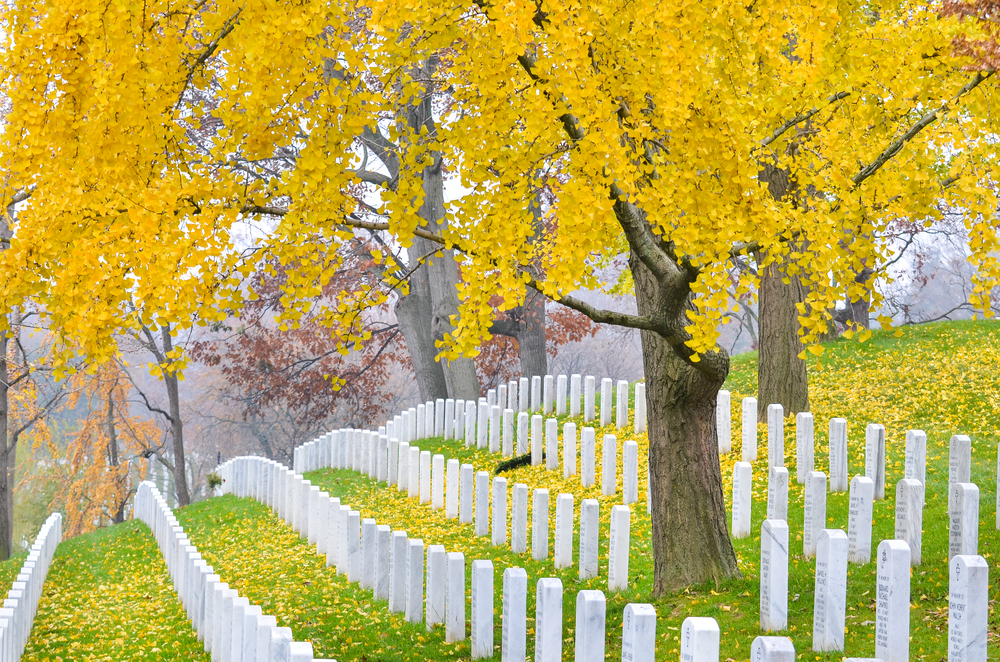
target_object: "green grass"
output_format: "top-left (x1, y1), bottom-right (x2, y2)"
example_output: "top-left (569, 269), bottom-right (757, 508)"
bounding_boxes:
top-left (15, 319), bottom-right (1000, 660)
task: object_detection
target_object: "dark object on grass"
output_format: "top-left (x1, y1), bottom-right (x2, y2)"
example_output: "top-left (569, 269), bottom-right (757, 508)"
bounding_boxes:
top-left (495, 451), bottom-right (545, 475)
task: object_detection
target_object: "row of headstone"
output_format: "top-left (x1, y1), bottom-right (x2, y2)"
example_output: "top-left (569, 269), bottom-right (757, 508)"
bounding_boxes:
top-left (217, 456), bottom-right (646, 659)
top-left (134, 482), bottom-right (327, 662)
top-left (0, 512), bottom-right (61, 662)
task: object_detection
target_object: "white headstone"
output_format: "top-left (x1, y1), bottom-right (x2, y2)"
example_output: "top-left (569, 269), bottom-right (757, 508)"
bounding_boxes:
top-left (600, 377), bottom-right (612, 426)
top-left (751, 636), bottom-right (795, 662)
top-left (361, 518), bottom-right (377, 590)
top-left (847, 476), bottom-right (874, 565)
top-left (530, 414), bottom-right (543, 465)
top-left (760, 519), bottom-right (788, 632)
top-left (388, 531), bottom-right (408, 613)
top-left (731, 462), bottom-right (752, 539)
top-left (501, 567), bottom-right (525, 662)
top-left (478, 401), bottom-right (489, 449)
top-left (445, 552), bottom-right (465, 643)
top-left (949, 434), bottom-right (972, 500)
top-left (621, 603), bottom-right (657, 662)
top-left (904, 429), bottom-right (926, 505)
top-left (584, 375), bottom-right (596, 422)
top-left (419, 450), bottom-right (432, 504)
top-left (374, 524), bottom-right (391, 600)
top-left (497, 385), bottom-right (507, 413)
top-left (503, 409), bottom-right (514, 457)
top-left (812, 529), bottom-right (847, 652)
top-left (475, 471), bottom-right (490, 537)
top-left (557, 374), bottom-right (568, 416)
top-left (517, 412), bottom-right (529, 456)
top-left (347, 510), bottom-right (361, 583)
top-left (950, 482), bottom-right (979, 560)
top-left (426, 545), bottom-right (446, 628)
top-left (563, 422), bottom-right (577, 478)
top-left (490, 406), bottom-right (501, 453)
top-left (634, 382), bottom-right (647, 434)
top-left (742, 397), bottom-right (758, 462)
top-left (875, 539), bottom-right (910, 662)
top-left (531, 375), bottom-right (541, 412)
top-left (602, 434), bottom-right (618, 496)
top-left (405, 539), bottom-right (424, 624)
top-left (766, 466), bottom-right (788, 521)
top-left (432, 454), bottom-right (445, 510)
top-left (894, 478), bottom-right (923, 566)
top-left (575, 590), bottom-right (606, 662)
top-left (828, 418), bottom-right (848, 493)
top-left (795, 412), bottom-right (813, 484)
top-left (397, 441), bottom-right (410, 492)
top-left (767, 404), bottom-right (784, 468)
top-left (680, 616), bottom-right (719, 662)
top-left (492, 477), bottom-right (508, 547)
top-left (535, 578), bottom-right (563, 662)
top-left (717, 390), bottom-right (731, 454)
top-left (616, 380), bottom-right (628, 429)
top-left (803, 471), bottom-right (826, 558)
top-left (446, 458), bottom-right (459, 518)
top-left (581, 427), bottom-right (596, 487)
top-left (948, 554), bottom-right (988, 662)
top-left (472, 560), bottom-right (494, 659)
top-left (543, 375), bottom-right (554, 414)
top-left (407, 446), bottom-right (420, 498)
top-left (608, 505), bottom-right (631, 592)
top-left (554, 494), bottom-right (574, 570)
top-left (532, 489), bottom-right (549, 561)
top-left (435, 398), bottom-right (445, 436)
top-left (579, 499), bottom-right (599, 579)
top-left (519, 377), bottom-right (529, 411)
top-left (865, 424), bottom-right (886, 501)
top-left (570, 374), bottom-right (582, 417)
top-left (512, 483), bottom-right (529, 554)
top-left (460, 463), bottom-right (474, 524)
top-left (623, 440), bottom-right (639, 505)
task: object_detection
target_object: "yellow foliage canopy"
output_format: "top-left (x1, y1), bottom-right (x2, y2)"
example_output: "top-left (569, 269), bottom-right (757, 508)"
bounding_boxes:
top-left (0, 0), bottom-right (997, 364)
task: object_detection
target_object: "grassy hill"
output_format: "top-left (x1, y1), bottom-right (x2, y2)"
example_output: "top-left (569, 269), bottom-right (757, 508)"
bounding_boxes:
top-left (10, 319), bottom-right (1000, 660)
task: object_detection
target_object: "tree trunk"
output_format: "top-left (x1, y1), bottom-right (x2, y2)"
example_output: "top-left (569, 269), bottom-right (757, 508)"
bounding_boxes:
top-left (518, 288), bottom-right (547, 379)
top-left (395, 265), bottom-right (449, 402)
top-left (0, 334), bottom-right (12, 560)
top-left (631, 250), bottom-right (738, 594)
top-left (757, 259), bottom-right (809, 417)
top-left (161, 327), bottom-right (191, 507)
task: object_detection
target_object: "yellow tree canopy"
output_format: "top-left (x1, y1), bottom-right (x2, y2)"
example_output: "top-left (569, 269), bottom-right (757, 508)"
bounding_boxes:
top-left (1, 0), bottom-right (997, 367)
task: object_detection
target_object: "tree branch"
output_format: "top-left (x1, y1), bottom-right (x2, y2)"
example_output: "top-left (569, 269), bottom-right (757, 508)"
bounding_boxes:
top-left (175, 9), bottom-right (243, 109)
top-left (853, 71), bottom-right (995, 187)
top-left (760, 92), bottom-right (850, 147)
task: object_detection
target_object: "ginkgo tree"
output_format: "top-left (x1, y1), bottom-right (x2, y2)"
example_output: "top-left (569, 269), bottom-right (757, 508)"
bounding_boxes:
top-left (2, 0), bottom-right (999, 590)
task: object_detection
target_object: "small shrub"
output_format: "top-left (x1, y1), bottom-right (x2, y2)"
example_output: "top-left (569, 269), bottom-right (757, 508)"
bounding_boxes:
top-left (206, 472), bottom-right (223, 490)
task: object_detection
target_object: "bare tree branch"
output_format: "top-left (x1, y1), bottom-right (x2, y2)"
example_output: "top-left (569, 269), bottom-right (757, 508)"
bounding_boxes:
top-left (760, 92), bottom-right (850, 147)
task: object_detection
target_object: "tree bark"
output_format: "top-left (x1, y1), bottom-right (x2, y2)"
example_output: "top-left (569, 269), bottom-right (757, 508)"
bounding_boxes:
top-left (0, 333), bottom-right (12, 560)
top-left (517, 288), bottom-right (547, 379)
top-left (756, 258), bottom-right (810, 417)
top-left (161, 326), bottom-right (191, 507)
top-left (395, 264), bottom-right (449, 402)
top-left (631, 249), bottom-right (738, 593)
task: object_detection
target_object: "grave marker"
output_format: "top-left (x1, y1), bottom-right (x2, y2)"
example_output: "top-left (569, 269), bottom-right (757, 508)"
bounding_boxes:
top-left (535, 578), bottom-right (563, 662)
top-left (894, 478), bottom-right (923, 565)
top-left (847, 476), bottom-right (874, 565)
top-left (616, 380), bottom-right (628, 429)
top-left (803, 471), bottom-right (827, 558)
top-left (405, 539), bottom-right (424, 624)
top-left (389, 531), bottom-right (408, 613)
top-left (518, 412), bottom-right (529, 455)
top-left (731, 462), bottom-right (752, 539)
top-left (519, 377), bottom-right (529, 411)
top-left (760, 519), bottom-right (788, 632)
top-left (432, 454), bottom-right (444, 510)
top-left (623, 440), bottom-right (639, 505)
top-left (795, 413), bottom-right (813, 484)
top-left (460, 464), bottom-right (474, 524)
top-left (397, 442), bottom-right (410, 492)
top-left (584, 376), bottom-right (596, 422)
top-left (579, 499), bottom-right (599, 579)
top-left (532, 376), bottom-right (541, 411)
top-left (545, 418), bottom-right (558, 471)
top-left (475, 471), bottom-right (490, 537)
top-left (812, 529), bottom-right (847, 652)
top-left (828, 418), bottom-right (848, 492)
top-left (512, 483), bottom-right (529, 554)
top-left (375, 525), bottom-right (391, 600)
top-left (766, 467), bottom-right (788, 521)
top-left (767, 404), bottom-right (784, 468)
top-left (717, 390), bottom-right (731, 454)
top-left (501, 567), bottom-right (525, 662)
top-left (361, 518), bottom-right (377, 590)
top-left (608, 505), bottom-right (631, 592)
top-left (418, 449), bottom-right (430, 503)
top-left (408, 446), bottom-right (420, 499)
top-left (435, 398), bottom-right (445, 436)
top-left (543, 375), bottom-right (553, 414)
top-left (751, 636), bottom-right (795, 662)
top-left (472, 560), bottom-right (494, 659)
top-left (575, 590), bottom-right (606, 662)
top-left (533, 489), bottom-right (549, 561)
top-left (445, 552), bottom-right (465, 643)
top-left (503, 409), bottom-right (514, 457)
top-left (949, 482), bottom-right (979, 560)
top-left (563, 422), bottom-right (577, 478)
top-left (490, 406), bottom-right (501, 453)
top-left (742, 397), bottom-right (758, 462)
top-left (554, 494), bottom-right (574, 570)
top-left (680, 616), bottom-right (719, 662)
top-left (875, 539), bottom-right (910, 662)
top-left (531, 414), bottom-right (542, 465)
top-left (622, 603), bottom-right (656, 662)
top-left (865, 424), bottom-right (886, 500)
top-left (904, 429), bottom-right (926, 505)
top-left (426, 545), bottom-right (446, 628)
top-left (600, 377), bottom-right (612, 426)
top-left (492, 477), bottom-right (508, 547)
top-left (634, 382), bottom-right (647, 434)
top-left (557, 374), bottom-right (568, 416)
top-left (446, 459), bottom-right (459, 519)
top-left (950, 435), bottom-right (972, 501)
top-left (570, 374), bottom-right (582, 417)
top-left (478, 401), bottom-right (489, 449)
top-left (581, 427), bottom-right (596, 487)
top-left (602, 434), bottom-right (618, 496)
top-left (948, 554), bottom-right (988, 662)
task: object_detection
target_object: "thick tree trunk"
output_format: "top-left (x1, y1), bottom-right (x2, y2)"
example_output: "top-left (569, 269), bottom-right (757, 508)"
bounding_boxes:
top-left (631, 250), bottom-right (738, 594)
top-left (0, 335), bottom-right (11, 560)
top-left (396, 266), bottom-right (449, 402)
top-left (518, 288), bottom-right (547, 379)
top-left (161, 327), bottom-right (191, 507)
top-left (757, 260), bottom-right (809, 417)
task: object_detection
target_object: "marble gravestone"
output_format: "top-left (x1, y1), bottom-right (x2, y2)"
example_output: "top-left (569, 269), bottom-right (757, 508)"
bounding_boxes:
top-left (616, 380), bottom-right (629, 429)
top-left (553, 494), bottom-right (574, 570)
top-left (802, 471), bottom-right (826, 558)
top-left (472, 560), bottom-right (494, 659)
top-left (475, 471), bottom-right (490, 537)
top-left (545, 418), bottom-right (559, 471)
top-left (581, 427), bottom-right (596, 487)
top-left (795, 412), bottom-right (814, 484)
top-left (847, 476), bottom-right (874, 565)
top-left (503, 409), bottom-right (514, 457)
top-left (405, 539), bottom-right (424, 624)
top-left (602, 434), bottom-right (618, 496)
top-left (584, 376), bottom-right (596, 422)
top-left (532, 375), bottom-right (541, 412)
top-left (623, 440), bottom-right (639, 505)
top-left (621, 603), bottom-right (656, 662)
top-left (828, 418), bottom-right (848, 493)
top-left (767, 403), bottom-right (784, 468)
top-left (535, 578), bottom-right (563, 662)
top-left (543, 375), bottom-right (553, 414)
top-left (875, 539), bottom-right (910, 662)
top-left (579, 499), bottom-right (599, 580)
top-left (511, 483), bottom-right (529, 554)
top-left (949, 434), bottom-right (972, 501)
top-left (608, 505), bottom-right (631, 592)
top-left (492, 477), bottom-right (508, 547)
top-left (600, 377), bottom-right (612, 426)
top-left (864, 424), bottom-right (886, 500)
top-left (904, 429), bottom-right (926, 504)
top-left (751, 636), bottom-right (796, 662)
top-left (563, 422), bottom-right (578, 479)
top-left (460, 464), bottom-right (474, 524)
top-left (812, 529), bottom-right (847, 652)
top-left (531, 414), bottom-right (543, 465)
top-left (760, 519), bottom-right (788, 632)
top-left (766, 466), bottom-right (788, 521)
top-left (570, 374), bottom-right (582, 417)
top-left (517, 412), bottom-right (528, 456)
top-left (950, 482), bottom-right (979, 560)
top-left (490, 406), bottom-right (501, 453)
top-left (894, 478), bottom-right (923, 565)
top-left (425, 545), bottom-right (446, 628)
top-left (731, 462), bottom-right (752, 539)
top-left (633, 382), bottom-right (647, 434)
top-left (446, 458), bottom-right (460, 519)
top-left (680, 616), bottom-right (719, 662)
top-left (557, 374), bottom-right (568, 416)
top-left (501, 567), bottom-right (526, 662)
top-left (532, 489), bottom-right (549, 561)
top-left (575, 590), bottom-right (606, 662)
top-left (374, 525), bottom-right (391, 600)
top-left (742, 397), bottom-right (758, 462)
top-left (717, 390), bottom-right (731, 454)
top-left (948, 554), bottom-right (988, 662)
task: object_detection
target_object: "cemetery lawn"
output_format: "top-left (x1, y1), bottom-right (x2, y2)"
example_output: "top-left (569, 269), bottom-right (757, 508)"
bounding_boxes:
top-left (17, 318), bottom-right (1000, 660)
